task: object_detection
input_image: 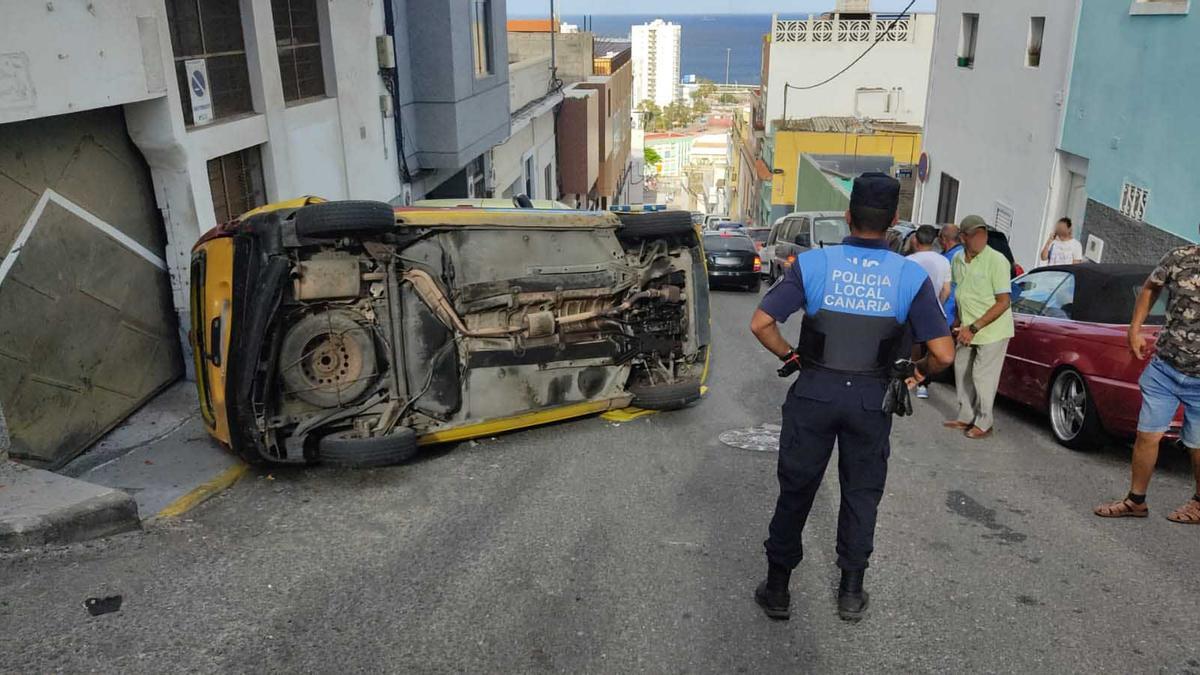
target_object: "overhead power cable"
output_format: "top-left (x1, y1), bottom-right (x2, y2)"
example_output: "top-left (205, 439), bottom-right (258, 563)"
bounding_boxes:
top-left (783, 0), bottom-right (919, 93)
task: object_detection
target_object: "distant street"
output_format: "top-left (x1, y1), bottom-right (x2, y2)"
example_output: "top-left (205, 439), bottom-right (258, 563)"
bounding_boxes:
top-left (3, 290), bottom-right (1199, 673)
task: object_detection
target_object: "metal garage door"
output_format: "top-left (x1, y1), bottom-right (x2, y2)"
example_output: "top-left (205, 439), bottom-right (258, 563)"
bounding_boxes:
top-left (0, 107), bottom-right (182, 469)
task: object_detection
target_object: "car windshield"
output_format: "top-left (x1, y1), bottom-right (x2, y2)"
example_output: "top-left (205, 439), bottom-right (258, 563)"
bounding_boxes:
top-left (812, 217), bottom-right (849, 246)
top-left (747, 228), bottom-right (770, 243)
top-left (704, 235), bottom-right (756, 253)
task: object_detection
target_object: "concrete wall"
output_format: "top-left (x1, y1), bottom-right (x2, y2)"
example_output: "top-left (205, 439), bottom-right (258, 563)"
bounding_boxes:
top-left (557, 87), bottom-right (599, 198)
top-left (794, 155), bottom-right (851, 213)
top-left (913, 0), bottom-right (1079, 269)
top-left (1060, 0), bottom-right (1200, 253)
top-left (1081, 199), bottom-right (1191, 265)
top-left (510, 57), bottom-right (552, 111)
top-left (507, 31), bottom-right (595, 83)
top-left (772, 129), bottom-right (922, 207)
top-left (493, 107), bottom-right (558, 200)
top-left (400, 0), bottom-right (511, 172)
top-left (0, 0), bottom-right (167, 123)
top-left (764, 14), bottom-right (935, 125)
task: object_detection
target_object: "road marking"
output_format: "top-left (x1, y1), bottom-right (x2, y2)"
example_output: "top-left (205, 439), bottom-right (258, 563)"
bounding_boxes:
top-left (0, 188), bottom-right (168, 288)
top-left (601, 407), bottom-right (658, 422)
top-left (153, 462), bottom-right (248, 520)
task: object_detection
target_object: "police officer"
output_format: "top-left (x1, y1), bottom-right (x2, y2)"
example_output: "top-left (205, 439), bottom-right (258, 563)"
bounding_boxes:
top-left (749, 173), bottom-right (955, 622)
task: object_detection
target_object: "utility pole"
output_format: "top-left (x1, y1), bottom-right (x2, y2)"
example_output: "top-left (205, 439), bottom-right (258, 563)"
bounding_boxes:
top-left (724, 48), bottom-right (731, 86)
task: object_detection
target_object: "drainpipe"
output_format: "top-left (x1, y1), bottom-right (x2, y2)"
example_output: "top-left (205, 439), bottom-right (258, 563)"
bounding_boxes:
top-left (382, 0), bottom-right (412, 186)
top-left (550, 0), bottom-right (557, 82)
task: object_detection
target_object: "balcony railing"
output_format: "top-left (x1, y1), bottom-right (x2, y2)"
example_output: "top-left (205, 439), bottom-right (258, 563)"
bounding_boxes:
top-left (772, 14), bottom-right (913, 44)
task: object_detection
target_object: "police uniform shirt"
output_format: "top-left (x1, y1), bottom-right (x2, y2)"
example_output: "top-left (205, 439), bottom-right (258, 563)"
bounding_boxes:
top-left (760, 236), bottom-right (951, 356)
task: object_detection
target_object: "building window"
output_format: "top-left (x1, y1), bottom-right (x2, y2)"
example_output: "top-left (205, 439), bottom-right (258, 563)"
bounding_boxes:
top-left (207, 146), bottom-right (267, 224)
top-left (1026, 17), bottom-right (1045, 68)
top-left (471, 0), bottom-right (494, 77)
top-left (523, 154), bottom-right (536, 198)
top-left (1130, 0), bottom-right (1190, 15)
top-left (1119, 182), bottom-right (1150, 221)
top-left (166, 0), bottom-right (254, 126)
top-left (958, 13), bottom-right (979, 68)
top-left (544, 163), bottom-right (553, 200)
top-left (936, 173), bottom-right (960, 225)
top-left (273, 0), bottom-right (327, 102)
top-left (467, 155), bottom-right (487, 198)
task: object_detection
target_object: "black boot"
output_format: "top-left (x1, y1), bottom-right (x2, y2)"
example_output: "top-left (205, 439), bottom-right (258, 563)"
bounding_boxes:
top-left (754, 562), bottom-right (791, 621)
top-left (837, 569), bottom-right (869, 622)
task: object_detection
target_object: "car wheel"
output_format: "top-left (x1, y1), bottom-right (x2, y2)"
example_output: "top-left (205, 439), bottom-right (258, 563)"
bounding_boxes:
top-left (1048, 369), bottom-right (1105, 450)
top-left (629, 377), bottom-right (703, 411)
top-left (614, 211), bottom-right (696, 240)
top-left (293, 200), bottom-right (395, 238)
top-left (319, 428), bottom-right (419, 468)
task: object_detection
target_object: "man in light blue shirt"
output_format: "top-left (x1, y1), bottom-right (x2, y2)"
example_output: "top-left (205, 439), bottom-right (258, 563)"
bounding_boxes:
top-left (940, 224), bottom-right (963, 325)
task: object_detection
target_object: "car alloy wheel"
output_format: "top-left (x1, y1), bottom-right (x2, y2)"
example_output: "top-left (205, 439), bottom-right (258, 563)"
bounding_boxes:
top-left (1048, 369), bottom-right (1103, 450)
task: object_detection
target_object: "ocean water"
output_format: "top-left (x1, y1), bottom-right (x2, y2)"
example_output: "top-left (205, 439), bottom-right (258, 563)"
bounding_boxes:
top-left (560, 14), bottom-right (771, 85)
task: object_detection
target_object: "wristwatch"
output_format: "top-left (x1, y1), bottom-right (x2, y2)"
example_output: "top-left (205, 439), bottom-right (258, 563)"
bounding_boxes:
top-left (968, 322), bottom-right (979, 333)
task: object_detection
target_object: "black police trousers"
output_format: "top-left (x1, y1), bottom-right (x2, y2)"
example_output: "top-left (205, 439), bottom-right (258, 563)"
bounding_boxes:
top-left (764, 369), bottom-right (892, 572)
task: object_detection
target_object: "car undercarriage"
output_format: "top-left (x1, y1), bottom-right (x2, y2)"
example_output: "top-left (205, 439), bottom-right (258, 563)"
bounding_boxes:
top-left (192, 202), bottom-right (710, 467)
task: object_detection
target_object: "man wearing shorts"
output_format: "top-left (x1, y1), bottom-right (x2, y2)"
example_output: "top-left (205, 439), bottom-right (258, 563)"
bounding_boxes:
top-left (1095, 241), bottom-right (1200, 524)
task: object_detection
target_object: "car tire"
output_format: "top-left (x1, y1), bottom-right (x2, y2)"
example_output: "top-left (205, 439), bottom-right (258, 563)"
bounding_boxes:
top-left (1048, 369), bottom-right (1105, 450)
top-left (318, 427), bottom-right (419, 468)
top-left (629, 377), bottom-right (703, 411)
top-left (293, 200), bottom-right (395, 238)
top-left (615, 211), bottom-right (696, 239)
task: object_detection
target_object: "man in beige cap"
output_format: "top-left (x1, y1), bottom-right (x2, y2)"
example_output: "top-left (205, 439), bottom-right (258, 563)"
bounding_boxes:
top-left (945, 215), bottom-right (1014, 439)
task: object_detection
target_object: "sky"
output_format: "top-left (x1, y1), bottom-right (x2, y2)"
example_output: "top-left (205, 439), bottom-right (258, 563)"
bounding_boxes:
top-left (508, 0), bottom-right (936, 16)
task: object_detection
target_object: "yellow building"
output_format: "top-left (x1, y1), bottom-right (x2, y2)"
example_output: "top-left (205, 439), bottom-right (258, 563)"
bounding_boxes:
top-left (768, 117), bottom-right (922, 208)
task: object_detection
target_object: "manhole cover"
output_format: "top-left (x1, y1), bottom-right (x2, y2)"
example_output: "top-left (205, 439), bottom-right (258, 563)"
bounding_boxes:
top-left (719, 424), bottom-right (781, 452)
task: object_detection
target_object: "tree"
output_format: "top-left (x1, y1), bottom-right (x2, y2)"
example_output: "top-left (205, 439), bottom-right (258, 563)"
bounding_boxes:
top-left (692, 98), bottom-right (711, 116)
top-left (636, 99), bottom-right (661, 129)
top-left (695, 78), bottom-right (718, 101)
top-left (718, 92), bottom-right (737, 104)
top-left (644, 147), bottom-right (663, 166)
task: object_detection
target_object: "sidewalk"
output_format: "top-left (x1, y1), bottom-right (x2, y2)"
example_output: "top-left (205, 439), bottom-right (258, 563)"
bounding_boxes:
top-left (62, 381), bottom-right (246, 520)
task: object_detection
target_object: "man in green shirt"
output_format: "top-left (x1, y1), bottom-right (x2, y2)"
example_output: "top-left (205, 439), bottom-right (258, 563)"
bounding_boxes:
top-left (944, 215), bottom-right (1014, 439)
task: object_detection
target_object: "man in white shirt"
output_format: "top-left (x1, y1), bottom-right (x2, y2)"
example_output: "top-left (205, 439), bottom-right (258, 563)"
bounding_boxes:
top-left (907, 225), bottom-right (951, 399)
top-left (1040, 217), bottom-right (1084, 266)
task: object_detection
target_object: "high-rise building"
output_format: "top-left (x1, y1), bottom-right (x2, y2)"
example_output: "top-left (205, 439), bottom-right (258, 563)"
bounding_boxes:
top-left (631, 19), bottom-right (681, 109)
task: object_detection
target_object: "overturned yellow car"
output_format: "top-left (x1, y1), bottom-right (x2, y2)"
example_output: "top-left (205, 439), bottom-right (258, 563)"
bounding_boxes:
top-left (190, 199), bottom-right (710, 467)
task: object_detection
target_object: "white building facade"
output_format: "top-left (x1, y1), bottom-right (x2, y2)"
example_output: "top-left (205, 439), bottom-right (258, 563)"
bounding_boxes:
top-left (490, 56), bottom-right (562, 201)
top-left (913, 0), bottom-right (1081, 268)
top-left (0, 0), bottom-right (511, 467)
top-left (631, 19), bottom-right (681, 108)
top-left (763, 12), bottom-right (936, 126)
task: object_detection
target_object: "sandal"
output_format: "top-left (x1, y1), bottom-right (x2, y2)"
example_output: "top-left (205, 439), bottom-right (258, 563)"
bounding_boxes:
top-left (1093, 498), bottom-right (1149, 518)
top-left (1166, 499), bottom-right (1200, 524)
top-left (964, 426), bottom-right (993, 440)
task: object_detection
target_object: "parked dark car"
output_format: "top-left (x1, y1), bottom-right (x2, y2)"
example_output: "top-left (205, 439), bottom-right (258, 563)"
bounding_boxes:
top-left (998, 264), bottom-right (1179, 449)
top-left (703, 231), bottom-right (761, 292)
top-left (761, 211), bottom-right (850, 283)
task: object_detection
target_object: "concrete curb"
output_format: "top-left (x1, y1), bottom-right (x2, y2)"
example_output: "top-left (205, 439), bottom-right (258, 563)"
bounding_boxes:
top-left (152, 463), bottom-right (249, 521)
top-left (0, 462), bottom-right (140, 550)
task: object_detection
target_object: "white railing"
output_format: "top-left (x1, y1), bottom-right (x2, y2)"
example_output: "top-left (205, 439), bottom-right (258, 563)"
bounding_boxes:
top-left (773, 14), bottom-right (912, 44)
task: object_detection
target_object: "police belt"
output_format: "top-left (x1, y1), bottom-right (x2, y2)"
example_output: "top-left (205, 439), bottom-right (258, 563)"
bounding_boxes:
top-left (799, 359), bottom-right (890, 380)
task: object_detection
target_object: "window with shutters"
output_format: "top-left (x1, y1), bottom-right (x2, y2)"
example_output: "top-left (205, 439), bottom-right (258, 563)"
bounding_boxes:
top-left (166, 0), bottom-right (254, 126)
top-left (207, 146), bottom-right (267, 225)
top-left (273, 0), bottom-right (328, 103)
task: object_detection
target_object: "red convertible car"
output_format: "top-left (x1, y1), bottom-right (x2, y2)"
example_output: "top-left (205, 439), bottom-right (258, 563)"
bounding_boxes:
top-left (999, 264), bottom-right (1179, 449)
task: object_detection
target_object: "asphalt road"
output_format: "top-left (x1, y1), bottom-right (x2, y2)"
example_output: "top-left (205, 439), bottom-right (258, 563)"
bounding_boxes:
top-left (3, 289), bottom-right (1200, 673)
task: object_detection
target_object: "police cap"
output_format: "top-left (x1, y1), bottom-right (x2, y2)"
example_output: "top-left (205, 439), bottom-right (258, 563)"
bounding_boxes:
top-left (849, 172), bottom-right (901, 214)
